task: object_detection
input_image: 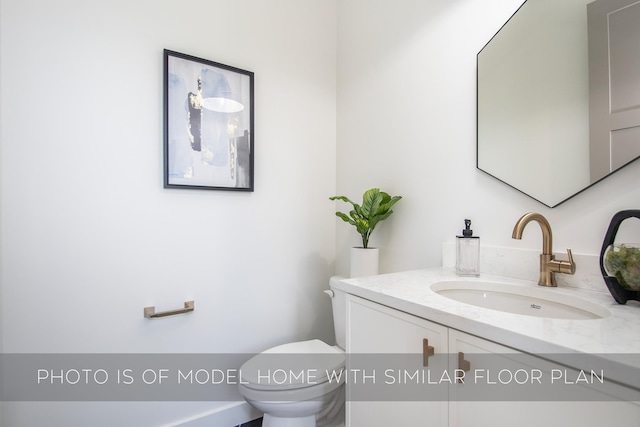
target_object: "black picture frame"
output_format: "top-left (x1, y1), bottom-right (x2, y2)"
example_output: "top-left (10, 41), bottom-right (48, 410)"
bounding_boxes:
top-left (164, 49), bottom-right (254, 191)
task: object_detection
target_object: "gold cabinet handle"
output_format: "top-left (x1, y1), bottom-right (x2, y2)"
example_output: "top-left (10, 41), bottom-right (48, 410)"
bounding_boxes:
top-left (423, 338), bottom-right (435, 367)
top-left (144, 300), bottom-right (194, 318)
top-left (458, 352), bottom-right (471, 383)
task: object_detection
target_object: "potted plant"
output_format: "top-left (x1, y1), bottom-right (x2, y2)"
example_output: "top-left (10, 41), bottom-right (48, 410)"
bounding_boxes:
top-left (330, 188), bottom-right (402, 277)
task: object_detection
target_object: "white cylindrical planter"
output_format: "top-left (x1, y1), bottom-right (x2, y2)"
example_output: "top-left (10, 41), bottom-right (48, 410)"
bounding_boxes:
top-left (350, 247), bottom-right (379, 278)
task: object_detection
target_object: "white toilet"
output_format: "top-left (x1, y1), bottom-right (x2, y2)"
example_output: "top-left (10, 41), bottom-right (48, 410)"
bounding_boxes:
top-left (238, 284), bottom-right (346, 427)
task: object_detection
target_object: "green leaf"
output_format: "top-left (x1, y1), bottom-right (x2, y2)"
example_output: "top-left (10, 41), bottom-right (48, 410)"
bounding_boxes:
top-left (355, 218), bottom-right (370, 236)
top-left (348, 209), bottom-right (362, 222)
top-left (378, 195), bottom-right (402, 215)
top-left (361, 188), bottom-right (382, 218)
top-left (335, 212), bottom-right (355, 226)
top-left (329, 195), bottom-right (356, 206)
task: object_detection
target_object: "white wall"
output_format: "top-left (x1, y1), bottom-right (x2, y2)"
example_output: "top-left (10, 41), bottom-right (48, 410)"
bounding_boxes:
top-left (336, 0), bottom-right (640, 276)
top-left (0, 0), bottom-right (337, 425)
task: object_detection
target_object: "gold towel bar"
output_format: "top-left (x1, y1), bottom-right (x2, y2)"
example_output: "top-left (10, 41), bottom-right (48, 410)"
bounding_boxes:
top-left (144, 300), bottom-right (194, 318)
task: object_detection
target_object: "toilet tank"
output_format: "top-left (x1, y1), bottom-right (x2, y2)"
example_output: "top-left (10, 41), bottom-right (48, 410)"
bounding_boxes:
top-left (328, 277), bottom-right (347, 350)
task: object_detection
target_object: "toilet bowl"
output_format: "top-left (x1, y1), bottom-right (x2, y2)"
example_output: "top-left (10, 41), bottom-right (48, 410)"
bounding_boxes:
top-left (238, 283), bottom-right (346, 427)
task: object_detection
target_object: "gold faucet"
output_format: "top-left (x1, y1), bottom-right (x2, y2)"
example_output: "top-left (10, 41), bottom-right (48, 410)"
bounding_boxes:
top-left (512, 212), bottom-right (576, 287)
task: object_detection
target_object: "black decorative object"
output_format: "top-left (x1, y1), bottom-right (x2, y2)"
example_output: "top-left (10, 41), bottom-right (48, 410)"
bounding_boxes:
top-left (599, 210), bottom-right (640, 304)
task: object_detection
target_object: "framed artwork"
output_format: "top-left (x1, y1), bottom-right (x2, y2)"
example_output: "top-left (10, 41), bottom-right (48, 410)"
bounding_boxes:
top-left (164, 49), bottom-right (254, 191)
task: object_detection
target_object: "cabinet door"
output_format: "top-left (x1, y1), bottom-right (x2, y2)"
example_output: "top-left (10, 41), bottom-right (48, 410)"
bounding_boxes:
top-left (346, 294), bottom-right (448, 427)
top-left (449, 329), bottom-right (640, 427)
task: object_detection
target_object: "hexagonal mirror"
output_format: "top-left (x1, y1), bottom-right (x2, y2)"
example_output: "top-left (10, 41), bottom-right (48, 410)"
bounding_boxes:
top-left (477, 0), bottom-right (640, 207)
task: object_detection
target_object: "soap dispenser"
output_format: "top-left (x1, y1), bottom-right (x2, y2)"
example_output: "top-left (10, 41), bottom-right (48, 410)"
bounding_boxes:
top-left (456, 219), bottom-right (480, 276)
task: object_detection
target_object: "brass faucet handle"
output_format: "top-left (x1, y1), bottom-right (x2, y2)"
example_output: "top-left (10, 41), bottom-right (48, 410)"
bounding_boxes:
top-left (563, 248), bottom-right (576, 274)
top-left (548, 248), bottom-right (576, 275)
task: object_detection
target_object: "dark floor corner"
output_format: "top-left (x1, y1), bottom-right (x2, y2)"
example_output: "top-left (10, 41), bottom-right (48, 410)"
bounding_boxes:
top-left (235, 417), bottom-right (263, 427)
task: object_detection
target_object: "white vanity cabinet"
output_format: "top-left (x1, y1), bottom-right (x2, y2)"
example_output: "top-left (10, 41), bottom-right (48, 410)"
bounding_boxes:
top-left (346, 294), bottom-right (640, 427)
top-left (346, 294), bottom-right (449, 427)
top-left (449, 329), bottom-right (640, 427)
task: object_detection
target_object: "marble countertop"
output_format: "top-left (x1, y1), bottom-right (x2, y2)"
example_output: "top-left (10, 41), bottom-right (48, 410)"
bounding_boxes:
top-left (331, 268), bottom-right (640, 389)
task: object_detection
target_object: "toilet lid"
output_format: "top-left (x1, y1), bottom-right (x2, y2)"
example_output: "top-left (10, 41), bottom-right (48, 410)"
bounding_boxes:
top-left (240, 339), bottom-right (345, 390)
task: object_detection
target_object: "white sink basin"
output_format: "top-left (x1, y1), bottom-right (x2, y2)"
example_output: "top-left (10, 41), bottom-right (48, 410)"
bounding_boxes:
top-left (431, 281), bottom-right (611, 320)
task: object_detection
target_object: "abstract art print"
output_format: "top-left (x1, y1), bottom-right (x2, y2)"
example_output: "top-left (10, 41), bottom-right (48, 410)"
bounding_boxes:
top-left (164, 50), bottom-right (254, 191)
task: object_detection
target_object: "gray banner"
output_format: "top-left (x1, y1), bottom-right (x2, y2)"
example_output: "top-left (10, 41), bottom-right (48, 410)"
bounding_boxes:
top-left (1, 353), bottom-right (638, 402)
